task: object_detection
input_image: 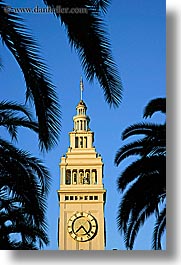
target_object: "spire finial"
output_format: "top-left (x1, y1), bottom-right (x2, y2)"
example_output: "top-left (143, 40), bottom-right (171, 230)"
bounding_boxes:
top-left (80, 76), bottom-right (84, 101)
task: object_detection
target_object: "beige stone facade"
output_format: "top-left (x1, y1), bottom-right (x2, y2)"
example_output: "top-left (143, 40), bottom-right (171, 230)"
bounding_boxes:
top-left (58, 99), bottom-right (106, 250)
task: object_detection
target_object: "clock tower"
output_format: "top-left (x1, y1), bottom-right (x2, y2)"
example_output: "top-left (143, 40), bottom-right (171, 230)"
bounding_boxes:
top-left (58, 81), bottom-right (106, 250)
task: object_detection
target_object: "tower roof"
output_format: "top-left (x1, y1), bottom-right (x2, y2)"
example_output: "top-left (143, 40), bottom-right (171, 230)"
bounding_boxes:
top-left (76, 100), bottom-right (87, 109)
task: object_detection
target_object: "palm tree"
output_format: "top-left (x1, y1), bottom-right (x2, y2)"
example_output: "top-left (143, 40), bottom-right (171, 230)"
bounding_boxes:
top-left (114, 98), bottom-right (166, 250)
top-left (0, 101), bottom-right (50, 249)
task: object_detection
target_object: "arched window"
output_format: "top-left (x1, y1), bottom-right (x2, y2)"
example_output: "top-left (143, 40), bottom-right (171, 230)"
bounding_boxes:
top-left (73, 170), bottom-right (77, 184)
top-left (92, 170), bottom-right (97, 184)
top-left (79, 170), bottom-right (84, 184)
top-left (80, 137), bottom-right (83, 148)
top-left (84, 170), bottom-right (90, 184)
top-left (65, 170), bottom-right (71, 185)
top-left (75, 137), bottom-right (78, 148)
top-left (84, 137), bottom-right (87, 148)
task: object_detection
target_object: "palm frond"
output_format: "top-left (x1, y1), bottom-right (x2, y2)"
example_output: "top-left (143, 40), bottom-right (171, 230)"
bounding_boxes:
top-left (122, 123), bottom-right (165, 140)
top-left (115, 133), bottom-right (166, 166)
top-left (91, 0), bottom-right (111, 13)
top-left (0, 101), bottom-right (38, 140)
top-left (152, 206), bottom-right (166, 250)
top-left (0, 2), bottom-right (61, 151)
top-left (0, 206), bottom-right (49, 249)
top-left (4, 241), bottom-right (38, 250)
top-left (125, 204), bottom-right (157, 250)
top-left (117, 170), bottom-right (165, 235)
top-left (11, 220), bottom-right (49, 248)
top-left (115, 138), bottom-right (152, 166)
top-left (0, 115), bottom-right (39, 140)
top-left (143, 98), bottom-right (166, 118)
top-left (0, 138), bottom-right (51, 234)
top-left (0, 101), bottom-right (32, 120)
top-left (0, 138), bottom-right (51, 193)
top-left (44, 0), bottom-right (122, 107)
top-left (117, 155), bottom-right (166, 192)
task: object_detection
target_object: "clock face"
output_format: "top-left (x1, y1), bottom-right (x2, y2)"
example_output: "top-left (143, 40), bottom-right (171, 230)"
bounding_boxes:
top-left (67, 212), bottom-right (97, 242)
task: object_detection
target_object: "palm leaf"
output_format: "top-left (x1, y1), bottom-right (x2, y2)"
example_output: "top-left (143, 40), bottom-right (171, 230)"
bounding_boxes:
top-left (152, 206), bottom-right (166, 250)
top-left (0, 138), bottom-right (50, 239)
top-left (122, 123), bottom-right (165, 140)
top-left (0, 101), bottom-right (32, 120)
top-left (115, 138), bottom-right (152, 165)
top-left (117, 155), bottom-right (166, 192)
top-left (0, 2), bottom-right (61, 151)
top-left (0, 204), bottom-right (49, 249)
top-left (0, 116), bottom-right (39, 141)
top-left (91, 0), bottom-right (111, 13)
top-left (117, 170), bottom-right (165, 235)
top-left (115, 134), bottom-right (166, 166)
top-left (44, 0), bottom-right (122, 107)
top-left (125, 203), bottom-right (157, 250)
top-left (143, 98), bottom-right (166, 118)
top-left (0, 138), bottom-right (50, 195)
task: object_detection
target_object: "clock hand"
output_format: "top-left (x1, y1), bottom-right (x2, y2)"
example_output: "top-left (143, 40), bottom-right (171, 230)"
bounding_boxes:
top-left (81, 225), bottom-right (89, 233)
top-left (75, 225), bottom-right (88, 234)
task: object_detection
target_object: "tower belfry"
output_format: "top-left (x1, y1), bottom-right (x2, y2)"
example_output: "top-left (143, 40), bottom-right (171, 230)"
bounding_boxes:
top-left (58, 82), bottom-right (106, 250)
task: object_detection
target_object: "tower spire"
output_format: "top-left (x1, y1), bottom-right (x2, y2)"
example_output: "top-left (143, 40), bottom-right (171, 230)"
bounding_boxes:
top-left (80, 76), bottom-right (84, 101)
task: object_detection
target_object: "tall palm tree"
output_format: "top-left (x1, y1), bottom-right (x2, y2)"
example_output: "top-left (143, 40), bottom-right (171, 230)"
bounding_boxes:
top-left (0, 101), bottom-right (50, 249)
top-left (114, 98), bottom-right (166, 250)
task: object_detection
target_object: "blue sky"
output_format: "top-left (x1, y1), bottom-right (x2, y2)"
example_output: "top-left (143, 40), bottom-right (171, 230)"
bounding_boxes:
top-left (0, 0), bottom-right (166, 250)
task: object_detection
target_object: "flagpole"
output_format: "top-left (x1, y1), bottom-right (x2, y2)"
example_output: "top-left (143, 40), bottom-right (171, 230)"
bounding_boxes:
top-left (81, 87), bottom-right (83, 101)
top-left (80, 76), bottom-right (84, 101)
